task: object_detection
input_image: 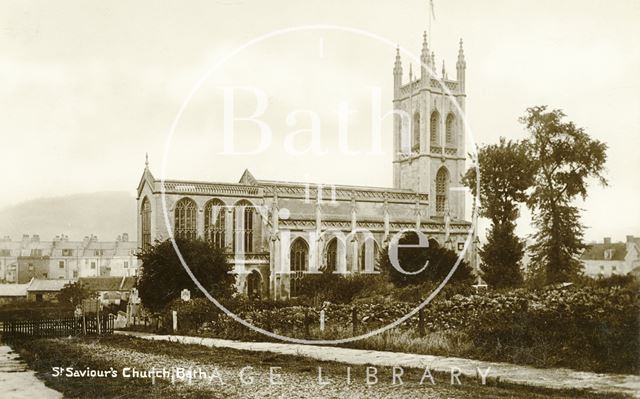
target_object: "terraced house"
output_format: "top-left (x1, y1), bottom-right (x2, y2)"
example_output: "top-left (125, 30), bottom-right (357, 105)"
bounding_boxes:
top-left (0, 234), bottom-right (139, 283)
top-left (136, 34), bottom-right (472, 299)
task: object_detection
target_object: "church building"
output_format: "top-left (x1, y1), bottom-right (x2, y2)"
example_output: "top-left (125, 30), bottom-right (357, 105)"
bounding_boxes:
top-left (136, 33), bottom-right (471, 300)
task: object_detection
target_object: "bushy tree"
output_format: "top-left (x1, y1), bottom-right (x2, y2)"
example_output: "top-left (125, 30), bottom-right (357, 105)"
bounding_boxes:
top-left (381, 234), bottom-right (473, 287)
top-left (522, 106), bottom-right (608, 283)
top-left (57, 282), bottom-right (92, 307)
top-left (463, 138), bottom-right (533, 288)
top-left (136, 238), bottom-right (235, 313)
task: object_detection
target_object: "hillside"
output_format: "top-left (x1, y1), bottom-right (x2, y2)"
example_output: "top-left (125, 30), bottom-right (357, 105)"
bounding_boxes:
top-left (0, 192), bottom-right (136, 241)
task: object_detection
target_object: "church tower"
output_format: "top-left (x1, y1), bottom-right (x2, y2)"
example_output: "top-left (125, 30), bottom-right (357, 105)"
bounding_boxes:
top-left (392, 34), bottom-right (467, 221)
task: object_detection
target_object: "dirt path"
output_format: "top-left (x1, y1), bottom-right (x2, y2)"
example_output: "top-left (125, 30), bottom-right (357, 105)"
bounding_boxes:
top-left (69, 339), bottom-right (482, 398)
top-left (117, 331), bottom-right (640, 398)
top-left (0, 345), bottom-right (62, 399)
top-left (12, 336), bottom-right (633, 399)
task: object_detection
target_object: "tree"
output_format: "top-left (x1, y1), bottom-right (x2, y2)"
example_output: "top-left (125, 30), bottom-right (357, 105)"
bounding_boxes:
top-left (478, 221), bottom-right (525, 288)
top-left (57, 282), bottom-right (92, 307)
top-left (136, 238), bottom-right (236, 313)
top-left (463, 138), bottom-right (533, 288)
top-left (522, 106), bottom-right (608, 284)
top-left (381, 234), bottom-right (474, 287)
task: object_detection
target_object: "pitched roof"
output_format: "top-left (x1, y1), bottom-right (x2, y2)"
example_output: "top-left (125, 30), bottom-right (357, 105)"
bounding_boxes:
top-left (581, 242), bottom-right (627, 261)
top-left (0, 283), bottom-right (29, 297)
top-left (78, 277), bottom-right (136, 292)
top-left (27, 279), bottom-right (73, 292)
top-left (238, 169), bottom-right (258, 185)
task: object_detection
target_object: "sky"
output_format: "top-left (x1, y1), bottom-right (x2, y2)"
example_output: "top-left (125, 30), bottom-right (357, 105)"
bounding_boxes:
top-left (1, 0), bottom-right (639, 243)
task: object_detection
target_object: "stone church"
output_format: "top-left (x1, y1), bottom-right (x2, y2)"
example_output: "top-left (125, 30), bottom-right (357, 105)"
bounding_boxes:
top-left (136, 33), bottom-right (471, 300)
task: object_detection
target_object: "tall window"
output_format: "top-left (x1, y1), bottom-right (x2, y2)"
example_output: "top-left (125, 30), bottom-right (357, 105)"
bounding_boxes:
top-left (412, 112), bottom-right (421, 152)
top-left (430, 111), bottom-right (440, 143)
top-left (234, 200), bottom-right (254, 253)
top-left (435, 168), bottom-right (449, 214)
top-left (204, 199), bottom-right (226, 249)
top-left (290, 238), bottom-right (308, 297)
top-left (325, 238), bottom-right (337, 272)
top-left (174, 198), bottom-right (197, 240)
top-left (445, 113), bottom-right (455, 145)
top-left (141, 197), bottom-right (151, 250)
top-left (359, 240), bottom-right (380, 272)
top-left (247, 270), bottom-right (262, 300)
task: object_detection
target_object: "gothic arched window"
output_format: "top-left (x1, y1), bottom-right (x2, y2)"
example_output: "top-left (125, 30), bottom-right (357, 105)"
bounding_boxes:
top-left (141, 197), bottom-right (151, 251)
top-left (430, 111), bottom-right (440, 143)
top-left (412, 112), bottom-right (421, 152)
top-left (234, 200), bottom-right (254, 253)
top-left (204, 199), bottom-right (226, 249)
top-left (247, 270), bottom-right (262, 300)
top-left (445, 113), bottom-right (455, 145)
top-left (174, 198), bottom-right (197, 240)
top-left (290, 238), bottom-right (308, 297)
top-left (435, 168), bottom-right (449, 214)
top-left (358, 239), bottom-right (380, 272)
top-left (325, 238), bottom-right (337, 272)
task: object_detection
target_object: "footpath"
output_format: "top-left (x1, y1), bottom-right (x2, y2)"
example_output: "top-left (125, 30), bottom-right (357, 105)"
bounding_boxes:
top-left (0, 345), bottom-right (62, 399)
top-left (116, 330), bottom-right (640, 398)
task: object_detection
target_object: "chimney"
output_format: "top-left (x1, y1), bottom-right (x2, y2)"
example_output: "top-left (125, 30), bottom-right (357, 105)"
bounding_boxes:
top-left (122, 233), bottom-right (129, 242)
top-left (604, 237), bottom-right (611, 245)
top-left (32, 234), bottom-right (40, 242)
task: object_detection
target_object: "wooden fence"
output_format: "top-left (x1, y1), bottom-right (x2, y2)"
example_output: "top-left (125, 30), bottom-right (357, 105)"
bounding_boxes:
top-left (0, 315), bottom-right (114, 339)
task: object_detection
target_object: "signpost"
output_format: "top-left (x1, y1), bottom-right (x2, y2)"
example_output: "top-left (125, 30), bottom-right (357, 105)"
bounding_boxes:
top-left (128, 288), bottom-right (141, 326)
top-left (172, 310), bottom-right (178, 332)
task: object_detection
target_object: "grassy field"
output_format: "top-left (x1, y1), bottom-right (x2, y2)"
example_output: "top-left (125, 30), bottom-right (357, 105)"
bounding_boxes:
top-left (8, 335), bottom-right (630, 399)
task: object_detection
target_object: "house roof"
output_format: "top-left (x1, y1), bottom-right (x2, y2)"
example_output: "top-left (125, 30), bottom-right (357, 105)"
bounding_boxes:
top-left (581, 242), bottom-right (627, 261)
top-left (149, 169), bottom-right (428, 203)
top-left (0, 283), bottom-right (29, 297)
top-left (78, 277), bottom-right (136, 292)
top-left (1, 237), bottom-right (136, 258)
top-left (27, 279), bottom-right (73, 292)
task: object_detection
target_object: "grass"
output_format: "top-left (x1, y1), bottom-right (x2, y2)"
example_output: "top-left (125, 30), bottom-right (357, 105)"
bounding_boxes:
top-left (10, 337), bottom-right (208, 399)
top-left (7, 335), bottom-right (632, 399)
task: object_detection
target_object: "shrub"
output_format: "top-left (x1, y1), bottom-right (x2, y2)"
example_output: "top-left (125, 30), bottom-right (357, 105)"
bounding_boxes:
top-left (467, 285), bottom-right (640, 373)
top-left (297, 271), bottom-right (388, 305)
top-left (381, 236), bottom-right (474, 287)
top-left (136, 238), bottom-right (235, 313)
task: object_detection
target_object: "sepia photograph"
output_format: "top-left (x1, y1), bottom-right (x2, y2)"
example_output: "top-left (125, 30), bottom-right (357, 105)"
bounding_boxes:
top-left (0, 0), bottom-right (639, 398)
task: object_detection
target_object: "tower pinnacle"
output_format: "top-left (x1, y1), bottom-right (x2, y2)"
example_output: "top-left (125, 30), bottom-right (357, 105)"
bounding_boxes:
top-left (393, 46), bottom-right (403, 98)
top-left (456, 39), bottom-right (466, 67)
top-left (420, 31), bottom-right (430, 80)
top-left (456, 38), bottom-right (466, 91)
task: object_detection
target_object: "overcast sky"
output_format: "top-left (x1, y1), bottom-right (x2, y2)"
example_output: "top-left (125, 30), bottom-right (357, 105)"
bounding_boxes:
top-left (1, 0), bottom-right (639, 242)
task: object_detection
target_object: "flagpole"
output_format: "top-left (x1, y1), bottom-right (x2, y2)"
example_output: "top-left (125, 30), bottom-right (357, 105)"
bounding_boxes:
top-left (428, 0), bottom-right (435, 45)
top-left (428, 1), bottom-right (431, 45)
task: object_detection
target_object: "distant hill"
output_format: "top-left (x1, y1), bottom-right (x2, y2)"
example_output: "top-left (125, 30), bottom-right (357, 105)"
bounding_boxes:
top-left (0, 192), bottom-right (136, 241)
